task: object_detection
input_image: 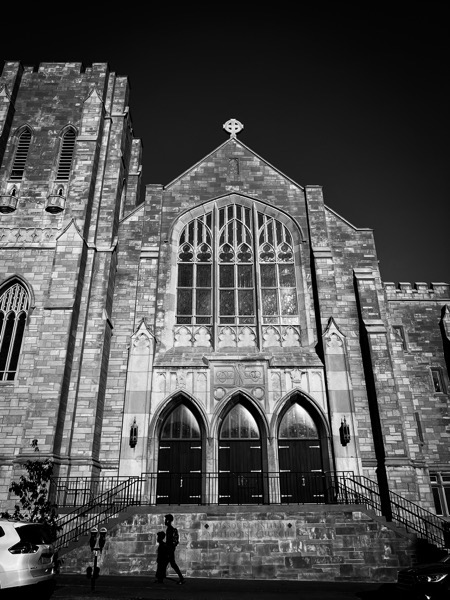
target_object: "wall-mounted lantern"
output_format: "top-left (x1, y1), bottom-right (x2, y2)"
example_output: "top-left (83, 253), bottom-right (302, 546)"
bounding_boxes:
top-left (129, 418), bottom-right (138, 448)
top-left (339, 417), bottom-right (351, 446)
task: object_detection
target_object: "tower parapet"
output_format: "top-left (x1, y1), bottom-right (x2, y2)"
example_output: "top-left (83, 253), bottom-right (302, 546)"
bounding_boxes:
top-left (383, 281), bottom-right (450, 299)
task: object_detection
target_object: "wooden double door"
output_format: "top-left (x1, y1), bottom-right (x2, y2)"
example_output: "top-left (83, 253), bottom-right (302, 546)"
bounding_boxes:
top-left (278, 439), bottom-right (325, 503)
top-left (218, 439), bottom-right (263, 504)
top-left (156, 439), bottom-right (203, 504)
top-left (156, 404), bottom-right (203, 504)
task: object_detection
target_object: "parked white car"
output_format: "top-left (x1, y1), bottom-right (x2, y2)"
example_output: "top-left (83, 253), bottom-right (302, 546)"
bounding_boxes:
top-left (0, 518), bottom-right (56, 595)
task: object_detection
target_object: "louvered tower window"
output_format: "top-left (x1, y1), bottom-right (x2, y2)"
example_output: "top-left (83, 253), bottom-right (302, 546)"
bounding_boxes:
top-left (56, 129), bottom-right (76, 180)
top-left (10, 129), bottom-right (31, 180)
top-left (0, 281), bottom-right (29, 381)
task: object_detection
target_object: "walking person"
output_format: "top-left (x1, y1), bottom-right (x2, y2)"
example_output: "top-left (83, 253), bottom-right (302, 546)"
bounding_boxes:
top-left (164, 513), bottom-right (185, 584)
top-left (154, 531), bottom-right (169, 584)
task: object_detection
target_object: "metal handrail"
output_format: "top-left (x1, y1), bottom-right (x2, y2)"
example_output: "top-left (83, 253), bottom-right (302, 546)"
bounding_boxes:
top-left (54, 476), bottom-right (142, 552)
top-left (337, 474), bottom-right (448, 548)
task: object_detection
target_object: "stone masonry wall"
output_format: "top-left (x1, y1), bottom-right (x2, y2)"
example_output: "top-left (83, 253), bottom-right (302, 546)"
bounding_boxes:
top-left (61, 506), bottom-right (414, 583)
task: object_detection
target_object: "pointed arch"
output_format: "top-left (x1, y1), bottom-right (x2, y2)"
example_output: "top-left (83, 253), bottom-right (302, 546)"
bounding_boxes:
top-left (173, 193), bottom-right (306, 351)
top-left (0, 277), bottom-right (31, 381)
top-left (151, 390), bottom-right (209, 440)
top-left (271, 389), bottom-right (331, 441)
top-left (272, 390), bottom-right (332, 503)
top-left (215, 390), bottom-right (269, 504)
top-left (153, 391), bottom-right (207, 504)
top-left (213, 389), bottom-right (269, 441)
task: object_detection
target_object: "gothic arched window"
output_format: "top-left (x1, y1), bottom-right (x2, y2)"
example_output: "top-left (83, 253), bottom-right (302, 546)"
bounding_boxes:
top-left (175, 202), bottom-right (301, 349)
top-left (10, 128), bottom-right (31, 181)
top-left (56, 128), bottom-right (76, 180)
top-left (0, 281), bottom-right (29, 381)
top-left (161, 404), bottom-right (201, 439)
top-left (220, 404), bottom-right (260, 439)
top-left (278, 403), bottom-right (318, 439)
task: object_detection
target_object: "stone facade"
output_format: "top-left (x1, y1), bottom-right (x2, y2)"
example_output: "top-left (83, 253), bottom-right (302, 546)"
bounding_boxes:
top-left (0, 61), bottom-right (449, 578)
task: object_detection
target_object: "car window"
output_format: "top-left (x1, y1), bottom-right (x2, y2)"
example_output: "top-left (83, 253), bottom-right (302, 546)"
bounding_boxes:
top-left (0, 526), bottom-right (4, 537)
top-left (16, 524), bottom-right (53, 544)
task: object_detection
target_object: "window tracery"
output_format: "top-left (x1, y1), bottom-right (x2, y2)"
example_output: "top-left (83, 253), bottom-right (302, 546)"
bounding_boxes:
top-left (0, 281), bottom-right (29, 381)
top-left (175, 202), bottom-right (301, 350)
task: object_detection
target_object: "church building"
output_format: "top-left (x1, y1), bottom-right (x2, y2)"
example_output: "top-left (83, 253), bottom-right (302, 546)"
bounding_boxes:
top-left (0, 61), bottom-right (449, 580)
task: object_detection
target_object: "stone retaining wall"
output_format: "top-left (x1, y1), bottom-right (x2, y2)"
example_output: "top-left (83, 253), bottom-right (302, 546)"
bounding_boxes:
top-left (61, 505), bottom-right (414, 582)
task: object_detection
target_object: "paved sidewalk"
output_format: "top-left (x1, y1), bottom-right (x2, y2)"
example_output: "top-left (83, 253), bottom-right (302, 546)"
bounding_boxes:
top-left (34, 574), bottom-right (400, 600)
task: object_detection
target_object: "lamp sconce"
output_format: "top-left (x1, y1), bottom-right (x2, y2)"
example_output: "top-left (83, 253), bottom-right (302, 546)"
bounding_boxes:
top-left (339, 417), bottom-right (351, 446)
top-left (129, 418), bottom-right (138, 448)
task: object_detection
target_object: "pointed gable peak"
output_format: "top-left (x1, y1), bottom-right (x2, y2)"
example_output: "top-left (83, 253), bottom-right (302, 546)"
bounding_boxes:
top-left (83, 86), bottom-right (102, 105)
top-left (56, 219), bottom-right (82, 242)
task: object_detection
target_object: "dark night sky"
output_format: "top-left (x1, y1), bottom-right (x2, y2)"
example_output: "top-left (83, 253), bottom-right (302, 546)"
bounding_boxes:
top-left (1, 12), bottom-right (448, 285)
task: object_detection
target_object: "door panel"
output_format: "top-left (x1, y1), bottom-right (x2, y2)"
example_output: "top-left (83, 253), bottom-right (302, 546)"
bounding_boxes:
top-left (219, 440), bottom-right (263, 504)
top-left (278, 439), bottom-right (324, 503)
top-left (157, 440), bottom-right (202, 504)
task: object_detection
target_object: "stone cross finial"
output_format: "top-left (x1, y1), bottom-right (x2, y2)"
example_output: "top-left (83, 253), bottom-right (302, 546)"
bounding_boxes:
top-left (223, 118), bottom-right (244, 138)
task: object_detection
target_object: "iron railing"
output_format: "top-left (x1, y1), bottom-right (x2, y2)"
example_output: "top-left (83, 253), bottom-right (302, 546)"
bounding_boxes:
top-left (54, 476), bottom-right (142, 552)
top-left (52, 471), bottom-right (348, 508)
top-left (51, 471), bottom-right (449, 551)
top-left (51, 476), bottom-right (134, 508)
top-left (336, 474), bottom-right (448, 549)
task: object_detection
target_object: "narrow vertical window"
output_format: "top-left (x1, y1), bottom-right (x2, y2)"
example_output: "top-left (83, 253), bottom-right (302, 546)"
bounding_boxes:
top-left (431, 368), bottom-right (445, 393)
top-left (431, 473), bottom-right (450, 517)
top-left (10, 129), bottom-right (31, 181)
top-left (0, 281), bottom-right (29, 381)
top-left (176, 213), bottom-right (213, 328)
top-left (56, 129), bottom-right (76, 180)
top-left (393, 325), bottom-right (407, 350)
top-left (414, 412), bottom-right (424, 444)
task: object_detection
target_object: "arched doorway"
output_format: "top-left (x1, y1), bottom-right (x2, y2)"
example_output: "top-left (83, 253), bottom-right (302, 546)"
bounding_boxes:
top-left (156, 403), bottom-right (203, 504)
top-left (278, 400), bottom-right (325, 503)
top-left (218, 402), bottom-right (263, 504)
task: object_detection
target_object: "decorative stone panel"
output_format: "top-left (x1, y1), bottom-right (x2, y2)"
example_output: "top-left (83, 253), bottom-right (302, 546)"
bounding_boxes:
top-left (212, 361), bottom-right (266, 403)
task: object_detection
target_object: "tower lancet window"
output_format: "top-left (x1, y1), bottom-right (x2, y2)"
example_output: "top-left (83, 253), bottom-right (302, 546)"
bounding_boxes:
top-left (56, 128), bottom-right (76, 180)
top-left (10, 129), bottom-right (31, 181)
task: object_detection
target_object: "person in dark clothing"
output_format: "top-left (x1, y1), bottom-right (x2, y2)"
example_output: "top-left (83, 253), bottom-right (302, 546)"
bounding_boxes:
top-left (154, 531), bottom-right (168, 583)
top-left (164, 513), bottom-right (185, 584)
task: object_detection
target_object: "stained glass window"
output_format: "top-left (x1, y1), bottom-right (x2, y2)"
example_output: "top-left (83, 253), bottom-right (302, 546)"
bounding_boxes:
top-left (176, 202), bottom-right (300, 347)
top-left (161, 405), bottom-right (201, 439)
top-left (220, 404), bottom-right (259, 439)
top-left (0, 281), bottom-right (29, 381)
top-left (279, 404), bottom-right (318, 439)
